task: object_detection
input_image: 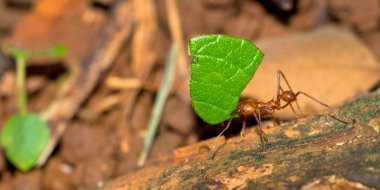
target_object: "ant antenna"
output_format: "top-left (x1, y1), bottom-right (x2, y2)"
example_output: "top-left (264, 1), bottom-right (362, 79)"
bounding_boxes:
top-left (277, 70), bottom-right (301, 114)
top-left (277, 70), bottom-right (294, 92)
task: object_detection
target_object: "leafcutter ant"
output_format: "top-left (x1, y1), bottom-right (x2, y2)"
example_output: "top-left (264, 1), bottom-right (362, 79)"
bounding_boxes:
top-left (211, 70), bottom-right (353, 149)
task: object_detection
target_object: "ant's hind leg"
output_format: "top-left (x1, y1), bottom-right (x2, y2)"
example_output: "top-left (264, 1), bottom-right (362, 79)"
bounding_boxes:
top-left (240, 116), bottom-right (247, 141)
top-left (211, 118), bottom-right (233, 149)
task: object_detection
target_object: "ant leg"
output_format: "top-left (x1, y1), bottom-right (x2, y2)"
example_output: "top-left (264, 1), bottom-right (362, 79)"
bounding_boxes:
top-left (240, 116), bottom-right (247, 141)
top-left (295, 100), bottom-right (302, 113)
top-left (281, 101), bottom-right (303, 117)
top-left (253, 111), bottom-right (269, 144)
top-left (211, 118), bottom-right (233, 149)
top-left (295, 91), bottom-right (331, 109)
top-left (289, 103), bottom-right (297, 114)
top-left (294, 99), bottom-right (306, 117)
top-left (295, 91), bottom-right (355, 123)
top-left (280, 101), bottom-right (291, 109)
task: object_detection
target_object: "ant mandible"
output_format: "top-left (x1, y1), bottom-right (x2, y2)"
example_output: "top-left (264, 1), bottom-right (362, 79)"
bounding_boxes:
top-left (212, 70), bottom-right (350, 149)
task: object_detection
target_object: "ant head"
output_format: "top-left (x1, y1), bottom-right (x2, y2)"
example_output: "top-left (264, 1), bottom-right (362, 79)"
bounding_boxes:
top-left (281, 91), bottom-right (296, 102)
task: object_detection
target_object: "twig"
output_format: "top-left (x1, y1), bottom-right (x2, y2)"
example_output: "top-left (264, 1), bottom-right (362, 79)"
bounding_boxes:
top-left (36, 0), bottom-right (134, 166)
top-left (120, 0), bottom-right (159, 125)
top-left (15, 56), bottom-right (27, 115)
top-left (166, 0), bottom-right (190, 101)
top-left (138, 45), bottom-right (178, 167)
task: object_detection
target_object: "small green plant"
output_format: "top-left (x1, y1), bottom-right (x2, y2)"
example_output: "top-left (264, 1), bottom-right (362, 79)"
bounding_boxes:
top-left (0, 44), bottom-right (66, 171)
top-left (189, 34), bottom-right (263, 125)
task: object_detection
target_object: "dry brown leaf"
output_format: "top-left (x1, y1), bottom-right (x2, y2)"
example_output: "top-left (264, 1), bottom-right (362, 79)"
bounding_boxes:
top-left (242, 26), bottom-right (380, 118)
top-left (163, 97), bottom-right (196, 135)
top-left (131, 0), bottom-right (158, 79)
top-left (328, 0), bottom-right (380, 33)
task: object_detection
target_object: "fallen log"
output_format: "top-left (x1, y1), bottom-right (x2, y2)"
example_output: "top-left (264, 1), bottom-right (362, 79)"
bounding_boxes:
top-left (104, 92), bottom-right (380, 189)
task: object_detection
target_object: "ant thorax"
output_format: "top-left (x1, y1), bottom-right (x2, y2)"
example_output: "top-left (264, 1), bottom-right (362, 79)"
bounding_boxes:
top-left (258, 100), bottom-right (276, 115)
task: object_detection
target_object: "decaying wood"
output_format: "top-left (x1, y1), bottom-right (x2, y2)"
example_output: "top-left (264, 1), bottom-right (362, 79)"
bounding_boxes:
top-left (36, 0), bottom-right (134, 166)
top-left (104, 93), bottom-right (380, 189)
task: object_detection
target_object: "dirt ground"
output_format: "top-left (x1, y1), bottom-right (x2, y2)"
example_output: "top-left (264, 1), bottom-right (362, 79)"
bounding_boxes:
top-left (0, 0), bottom-right (379, 189)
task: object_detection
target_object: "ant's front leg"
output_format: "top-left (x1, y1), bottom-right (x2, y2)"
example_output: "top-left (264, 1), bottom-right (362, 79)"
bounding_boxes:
top-left (295, 91), bottom-right (355, 123)
top-left (294, 91), bottom-right (331, 109)
top-left (280, 101), bottom-right (301, 116)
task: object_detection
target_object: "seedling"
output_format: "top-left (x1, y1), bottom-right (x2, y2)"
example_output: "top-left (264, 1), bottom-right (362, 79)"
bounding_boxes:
top-left (0, 44), bottom-right (66, 171)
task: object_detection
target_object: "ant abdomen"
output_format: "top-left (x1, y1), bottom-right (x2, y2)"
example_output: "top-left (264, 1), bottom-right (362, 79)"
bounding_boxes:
top-left (236, 100), bottom-right (258, 116)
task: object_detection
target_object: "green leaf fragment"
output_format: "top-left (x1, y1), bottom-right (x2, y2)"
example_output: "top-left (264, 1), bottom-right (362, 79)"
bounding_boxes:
top-left (1, 114), bottom-right (49, 171)
top-left (189, 34), bottom-right (263, 125)
top-left (4, 43), bottom-right (67, 60)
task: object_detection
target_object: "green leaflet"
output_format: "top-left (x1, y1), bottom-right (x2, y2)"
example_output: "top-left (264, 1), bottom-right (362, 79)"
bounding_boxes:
top-left (189, 34), bottom-right (263, 124)
top-left (1, 113), bottom-right (49, 171)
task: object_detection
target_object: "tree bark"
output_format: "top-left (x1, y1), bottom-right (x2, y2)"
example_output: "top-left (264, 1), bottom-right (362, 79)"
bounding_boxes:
top-left (104, 93), bottom-right (380, 190)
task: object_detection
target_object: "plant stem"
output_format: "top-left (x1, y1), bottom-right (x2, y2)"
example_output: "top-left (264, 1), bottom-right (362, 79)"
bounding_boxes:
top-left (137, 45), bottom-right (178, 167)
top-left (16, 57), bottom-right (27, 115)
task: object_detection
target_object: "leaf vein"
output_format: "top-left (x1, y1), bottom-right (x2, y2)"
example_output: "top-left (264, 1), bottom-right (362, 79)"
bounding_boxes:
top-left (192, 100), bottom-right (231, 115)
top-left (191, 79), bottom-right (235, 99)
